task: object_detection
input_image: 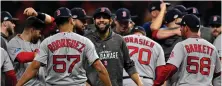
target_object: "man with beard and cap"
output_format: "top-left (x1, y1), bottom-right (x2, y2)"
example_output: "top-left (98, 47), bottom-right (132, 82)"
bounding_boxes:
top-left (1, 11), bottom-right (18, 50)
top-left (17, 7), bottom-right (111, 86)
top-left (210, 15), bottom-right (222, 86)
top-left (71, 7), bottom-right (92, 35)
top-left (7, 16), bottom-right (45, 86)
top-left (85, 7), bottom-right (143, 86)
top-left (153, 14), bottom-right (221, 86)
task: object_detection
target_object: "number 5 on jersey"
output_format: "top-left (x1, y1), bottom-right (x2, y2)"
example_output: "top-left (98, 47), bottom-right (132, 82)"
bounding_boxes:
top-left (128, 46), bottom-right (152, 64)
top-left (53, 55), bottom-right (80, 73)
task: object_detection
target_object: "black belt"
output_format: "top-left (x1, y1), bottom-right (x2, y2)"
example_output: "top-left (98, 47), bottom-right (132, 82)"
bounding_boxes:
top-left (123, 76), bottom-right (153, 80)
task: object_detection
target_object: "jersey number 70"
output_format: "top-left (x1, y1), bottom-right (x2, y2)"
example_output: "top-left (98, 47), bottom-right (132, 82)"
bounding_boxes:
top-left (128, 46), bottom-right (152, 65)
top-left (53, 55), bottom-right (80, 73)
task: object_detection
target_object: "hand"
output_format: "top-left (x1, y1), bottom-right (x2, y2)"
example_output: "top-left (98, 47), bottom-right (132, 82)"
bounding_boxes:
top-left (160, 2), bottom-right (167, 11)
top-left (24, 7), bottom-right (38, 16)
top-left (174, 28), bottom-right (181, 36)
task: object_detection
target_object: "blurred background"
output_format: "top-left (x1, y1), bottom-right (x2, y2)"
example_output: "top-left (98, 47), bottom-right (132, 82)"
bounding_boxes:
top-left (1, 1), bottom-right (221, 33)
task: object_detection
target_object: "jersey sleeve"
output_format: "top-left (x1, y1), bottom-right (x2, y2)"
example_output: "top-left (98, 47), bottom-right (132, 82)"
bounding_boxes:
top-left (213, 35), bottom-right (221, 57)
top-left (7, 40), bottom-right (24, 62)
top-left (214, 50), bottom-right (221, 73)
top-left (34, 39), bottom-right (49, 65)
top-left (84, 38), bottom-right (99, 66)
top-left (156, 44), bottom-right (166, 66)
top-left (1, 48), bottom-right (14, 72)
top-left (167, 42), bottom-right (185, 68)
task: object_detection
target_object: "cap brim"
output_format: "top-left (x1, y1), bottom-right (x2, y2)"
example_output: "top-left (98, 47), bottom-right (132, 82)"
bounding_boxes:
top-left (176, 22), bottom-right (185, 26)
top-left (131, 15), bottom-right (138, 19)
top-left (118, 19), bottom-right (131, 22)
top-left (8, 18), bottom-right (19, 21)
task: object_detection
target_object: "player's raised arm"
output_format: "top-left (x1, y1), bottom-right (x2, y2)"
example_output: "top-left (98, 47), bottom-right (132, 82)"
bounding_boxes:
top-left (23, 7), bottom-right (54, 24)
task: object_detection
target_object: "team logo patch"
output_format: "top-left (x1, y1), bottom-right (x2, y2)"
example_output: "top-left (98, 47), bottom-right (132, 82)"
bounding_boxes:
top-left (14, 48), bottom-right (21, 53)
top-left (101, 8), bottom-right (106, 12)
top-left (193, 8), bottom-right (196, 13)
top-left (56, 10), bottom-right (61, 16)
top-left (4, 17), bottom-right (9, 21)
top-left (122, 11), bottom-right (127, 17)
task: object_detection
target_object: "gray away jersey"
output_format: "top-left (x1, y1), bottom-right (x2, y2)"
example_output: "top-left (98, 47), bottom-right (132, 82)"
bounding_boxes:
top-left (123, 35), bottom-right (165, 79)
top-left (34, 32), bottom-right (99, 86)
top-left (213, 34), bottom-right (221, 86)
top-left (7, 35), bottom-right (43, 86)
top-left (1, 48), bottom-right (14, 86)
top-left (167, 38), bottom-right (221, 86)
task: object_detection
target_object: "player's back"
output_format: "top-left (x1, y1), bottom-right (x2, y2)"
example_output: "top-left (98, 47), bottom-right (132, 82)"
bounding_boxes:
top-left (123, 34), bottom-right (165, 79)
top-left (174, 38), bottom-right (220, 86)
top-left (41, 32), bottom-right (96, 85)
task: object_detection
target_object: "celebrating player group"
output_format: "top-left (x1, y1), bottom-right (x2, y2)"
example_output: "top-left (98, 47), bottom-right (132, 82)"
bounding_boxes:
top-left (1, 1), bottom-right (221, 86)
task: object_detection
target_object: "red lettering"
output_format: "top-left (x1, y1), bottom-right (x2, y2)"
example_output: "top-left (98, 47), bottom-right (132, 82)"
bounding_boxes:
top-left (48, 44), bottom-right (54, 52)
top-left (206, 46), bottom-right (211, 55)
top-left (185, 45), bottom-right (190, 53)
top-left (198, 44), bottom-right (202, 53)
top-left (56, 40), bottom-right (61, 49)
top-left (189, 44), bottom-right (194, 53)
top-left (139, 39), bottom-right (143, 45)
top-left (66, 39), bottom-right (71, 47)
top-left (78, 43), bottom-right (85, 52)
top-left (52, 42), bottom-right (58, 51)
top-left (203, 45), bottom-right (206, 54)
top-left (124, 38), bottom-right (129, 43)
top-left (134, 38), bottom-right (138, 44)
top-left (61, 39), bottom-right (66, 47)
top-left (193, 44), bottom-right (198, 52)
top-left (71, 40), bottom-right (77, 49)
top-left (129, 37), bottom-right (133, 43)
top-left (150, 42), bottom-right (154, 48)
top-left (210, 47), bottom-right (214, 56)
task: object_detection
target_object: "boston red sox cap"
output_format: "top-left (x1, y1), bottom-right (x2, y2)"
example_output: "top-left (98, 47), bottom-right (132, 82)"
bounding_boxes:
top-left (209, 15), bottom-right (221, 26)
top-left (174, 5), bottom-right (186, 13)
top-left (115, 8), bottom-right (131, 22)
top-left (185, 7), bottom-right (201, 17)
top-left (148, 1), bottom-right (171, 12)
top-left (93, 7), bottom-right (112, 18)
top-left (165, 8), bottom-right (183, 24)
top-left (176, 14), bottom-right (200, 29)
top-left (54, 7), bottom-right (72, 19)
top-left (24, 16), bottom-right (45, 30)
top-left (71, 7), bottom-right (92, 19)
top-left (1, 11), bottom-right (19, 22)
top-left (131, 26), bottom-right (146, 35)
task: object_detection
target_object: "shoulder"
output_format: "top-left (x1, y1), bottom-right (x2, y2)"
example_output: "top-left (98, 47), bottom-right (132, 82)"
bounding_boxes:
top-left (112, 32), bottom-right (124, 42)
top-left (8, 35), bottom-right (20, 45)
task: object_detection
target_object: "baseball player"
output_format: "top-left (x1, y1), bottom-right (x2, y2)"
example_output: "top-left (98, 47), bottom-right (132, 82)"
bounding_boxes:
top-left (16, 7), bottom-right (112, 86)
top-left (1, 11), bottom-right (18, 50)
top-left (153, 14), bottom-right (221, 86)
top-left (85, 7), bottom-right (143, 86)
top-left (210, 15), bottom-right (221, 86)
top-left (71, 7), bottom-right (92, 35)
top-left (122, 26), bottom-right (165, 86)
top-left (7, 16), bottom-right (45, 86)
top-left (1, 47), bottom-right (17, 86)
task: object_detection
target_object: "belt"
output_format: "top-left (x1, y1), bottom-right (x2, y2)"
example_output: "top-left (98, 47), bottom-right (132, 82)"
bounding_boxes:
top-left (123, 76), bottom-right (153, 80)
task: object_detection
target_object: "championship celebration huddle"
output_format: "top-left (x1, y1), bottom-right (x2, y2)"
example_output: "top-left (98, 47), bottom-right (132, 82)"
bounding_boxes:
top-left (0, 1), bottom-right (221, 86)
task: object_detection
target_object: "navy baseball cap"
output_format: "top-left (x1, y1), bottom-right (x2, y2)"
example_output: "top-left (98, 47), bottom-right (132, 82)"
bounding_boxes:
top-left (165, 8), bottom-right (183, 24)
top-left (71, 7), bottom-right (92, 19)
top-left (176, 14), bottom-right (200, 29)
top-left (93, 7), bottom-right (112, 18)
top-left (1, 11), bottom-right (19, 22)
top-left (148, 1), bottom-right (171, 12)
top-left (185, 7), bottom-right (201, 17)
top-left (54, 7), bottom-right (72, 19)
top-left (174, 5), bottom-right (186, 13)
top-left (115, 8), bottom-right (131, 22)
top-left (131, 26), bottom-right (146, 35)
top-left (209, 15), bottom-right (221, 26)
top-left (24, 16), bottom-right (45, 30)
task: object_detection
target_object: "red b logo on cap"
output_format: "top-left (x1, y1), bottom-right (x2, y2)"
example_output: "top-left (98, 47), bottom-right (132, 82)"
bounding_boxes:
top-left (101, 8), bottom-right (105, 12)
top-left (57, 10), bottom-right (61, 16)
top-left (213, 16), bottom-right (217, 21)
top-left (122, 11), bottom-right (126, 17)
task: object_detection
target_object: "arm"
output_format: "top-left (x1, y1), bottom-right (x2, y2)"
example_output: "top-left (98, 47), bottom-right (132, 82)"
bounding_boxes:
top-left (121, 40), bottom-right (143, 86)
top-left (153, 63), bottom-right (177, 86)
top-left (16, 60), bottom-right (41, 86)
top-left (150, 2), bottom-right (166, 31)
top-left (130, 73), bottom-right (143, 86)
top-left (23, 7), bottom-right (54, 24)
top-left (152, 28), bottom-right (181, 40)
top-left (92, 60), bottom-right (112, 86)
